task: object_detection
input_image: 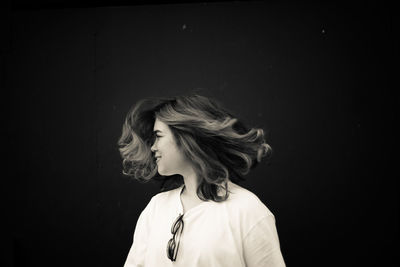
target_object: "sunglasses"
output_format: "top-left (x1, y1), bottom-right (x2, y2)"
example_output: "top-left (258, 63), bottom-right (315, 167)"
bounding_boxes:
top-left (166, 213), bottom-right (184, 261)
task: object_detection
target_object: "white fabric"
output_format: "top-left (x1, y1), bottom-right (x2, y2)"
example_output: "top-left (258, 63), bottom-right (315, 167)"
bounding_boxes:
top-left (124, 180), bottom-right (285, 267)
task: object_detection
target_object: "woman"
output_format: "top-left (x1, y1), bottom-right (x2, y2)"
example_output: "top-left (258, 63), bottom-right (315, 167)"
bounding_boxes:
top-left (118, 94), bottom-right (285, 266)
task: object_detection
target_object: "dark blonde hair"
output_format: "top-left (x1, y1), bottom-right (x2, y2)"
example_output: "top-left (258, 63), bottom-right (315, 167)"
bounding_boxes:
top-left (118, 94), bottom-right (272, 201)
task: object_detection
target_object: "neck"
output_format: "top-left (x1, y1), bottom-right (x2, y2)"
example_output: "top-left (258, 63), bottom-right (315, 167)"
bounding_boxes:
top-left (181, 169), bottom-right (200, 200)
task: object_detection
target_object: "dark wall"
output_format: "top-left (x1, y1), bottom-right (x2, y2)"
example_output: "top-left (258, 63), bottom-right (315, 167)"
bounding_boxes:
top-left (4, 1), bottom-right (396, 267)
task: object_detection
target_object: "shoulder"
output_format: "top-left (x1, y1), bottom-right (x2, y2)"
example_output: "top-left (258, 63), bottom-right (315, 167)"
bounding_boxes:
top-left (138, 185), bottom-right (182, 222)
top-left (152, 184), bottom-right (182, 202)
top-left (143, 184), bottom-right (183, 209)
top-left (225, 180), bottom-right (274, 219)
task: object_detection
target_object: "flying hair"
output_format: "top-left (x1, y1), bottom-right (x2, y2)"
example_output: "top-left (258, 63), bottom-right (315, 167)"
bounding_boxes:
top-left (118, 94), bottom-right (272, 202)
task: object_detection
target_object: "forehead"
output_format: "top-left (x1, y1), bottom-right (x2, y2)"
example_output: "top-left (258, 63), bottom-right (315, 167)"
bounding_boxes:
top-left (153, 118), bottom-right (169, 132)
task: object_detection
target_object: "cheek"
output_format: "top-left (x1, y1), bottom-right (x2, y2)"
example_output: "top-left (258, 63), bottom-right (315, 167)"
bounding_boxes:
top-left (157, 152), bottom-right (181, 175)
top-left (162, 147), bottom-right (186, 167)
top-left (165, 148), bottom-right (181, 163)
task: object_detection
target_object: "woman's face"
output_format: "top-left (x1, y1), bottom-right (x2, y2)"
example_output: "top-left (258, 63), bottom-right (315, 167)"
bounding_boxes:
top-left (151, 118), bottom-right (189, 176)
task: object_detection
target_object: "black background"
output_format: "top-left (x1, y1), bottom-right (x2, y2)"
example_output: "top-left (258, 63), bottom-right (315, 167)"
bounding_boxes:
top-left (2, 0), bottom-right (396, 266)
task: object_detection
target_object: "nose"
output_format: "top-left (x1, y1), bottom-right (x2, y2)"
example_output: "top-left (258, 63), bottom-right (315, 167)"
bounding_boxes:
top-left (150, 140), bottom-right (157, 153)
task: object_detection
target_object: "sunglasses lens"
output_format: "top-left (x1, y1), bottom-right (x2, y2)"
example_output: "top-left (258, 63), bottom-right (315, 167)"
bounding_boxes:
top-left (172, 219), bottom-right (182, 234)
top-left (167, 214), bottom-right (184, 261)
top-left (167, 238), bottom-right (177, 260)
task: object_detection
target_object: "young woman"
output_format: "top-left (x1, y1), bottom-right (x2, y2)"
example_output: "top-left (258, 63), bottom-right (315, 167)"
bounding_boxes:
top-left (118, 94), bottom-right (285, 267)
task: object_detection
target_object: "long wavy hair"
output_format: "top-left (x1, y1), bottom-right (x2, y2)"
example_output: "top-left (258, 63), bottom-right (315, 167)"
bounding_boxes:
top-left (118, 94), bottom-right (272, 202)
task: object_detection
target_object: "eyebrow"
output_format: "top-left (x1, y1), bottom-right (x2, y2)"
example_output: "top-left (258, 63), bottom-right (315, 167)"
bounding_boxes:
top-left (153, 130), bottom-right (163, 134)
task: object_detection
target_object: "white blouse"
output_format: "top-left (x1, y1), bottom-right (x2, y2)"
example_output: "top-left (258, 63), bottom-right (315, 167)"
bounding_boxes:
top-left (124, 180), bottom-right (286, 267)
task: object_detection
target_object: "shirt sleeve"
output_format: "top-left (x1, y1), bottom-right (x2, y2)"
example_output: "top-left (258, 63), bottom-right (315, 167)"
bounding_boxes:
top-left (243, 214), bottom-right (286, 267)
top-left (124, 197), bottom-right (154, 267)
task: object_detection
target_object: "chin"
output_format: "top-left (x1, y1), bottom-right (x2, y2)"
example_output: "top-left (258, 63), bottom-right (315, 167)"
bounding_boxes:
top-left (157, 167), bottom-right (167, 176)
top-left (157, 167), bottom-right (176, 177)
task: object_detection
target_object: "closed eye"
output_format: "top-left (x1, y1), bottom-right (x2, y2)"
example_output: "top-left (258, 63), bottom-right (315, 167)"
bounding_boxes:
top-left (152, 130), bottom-right (163, 141)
